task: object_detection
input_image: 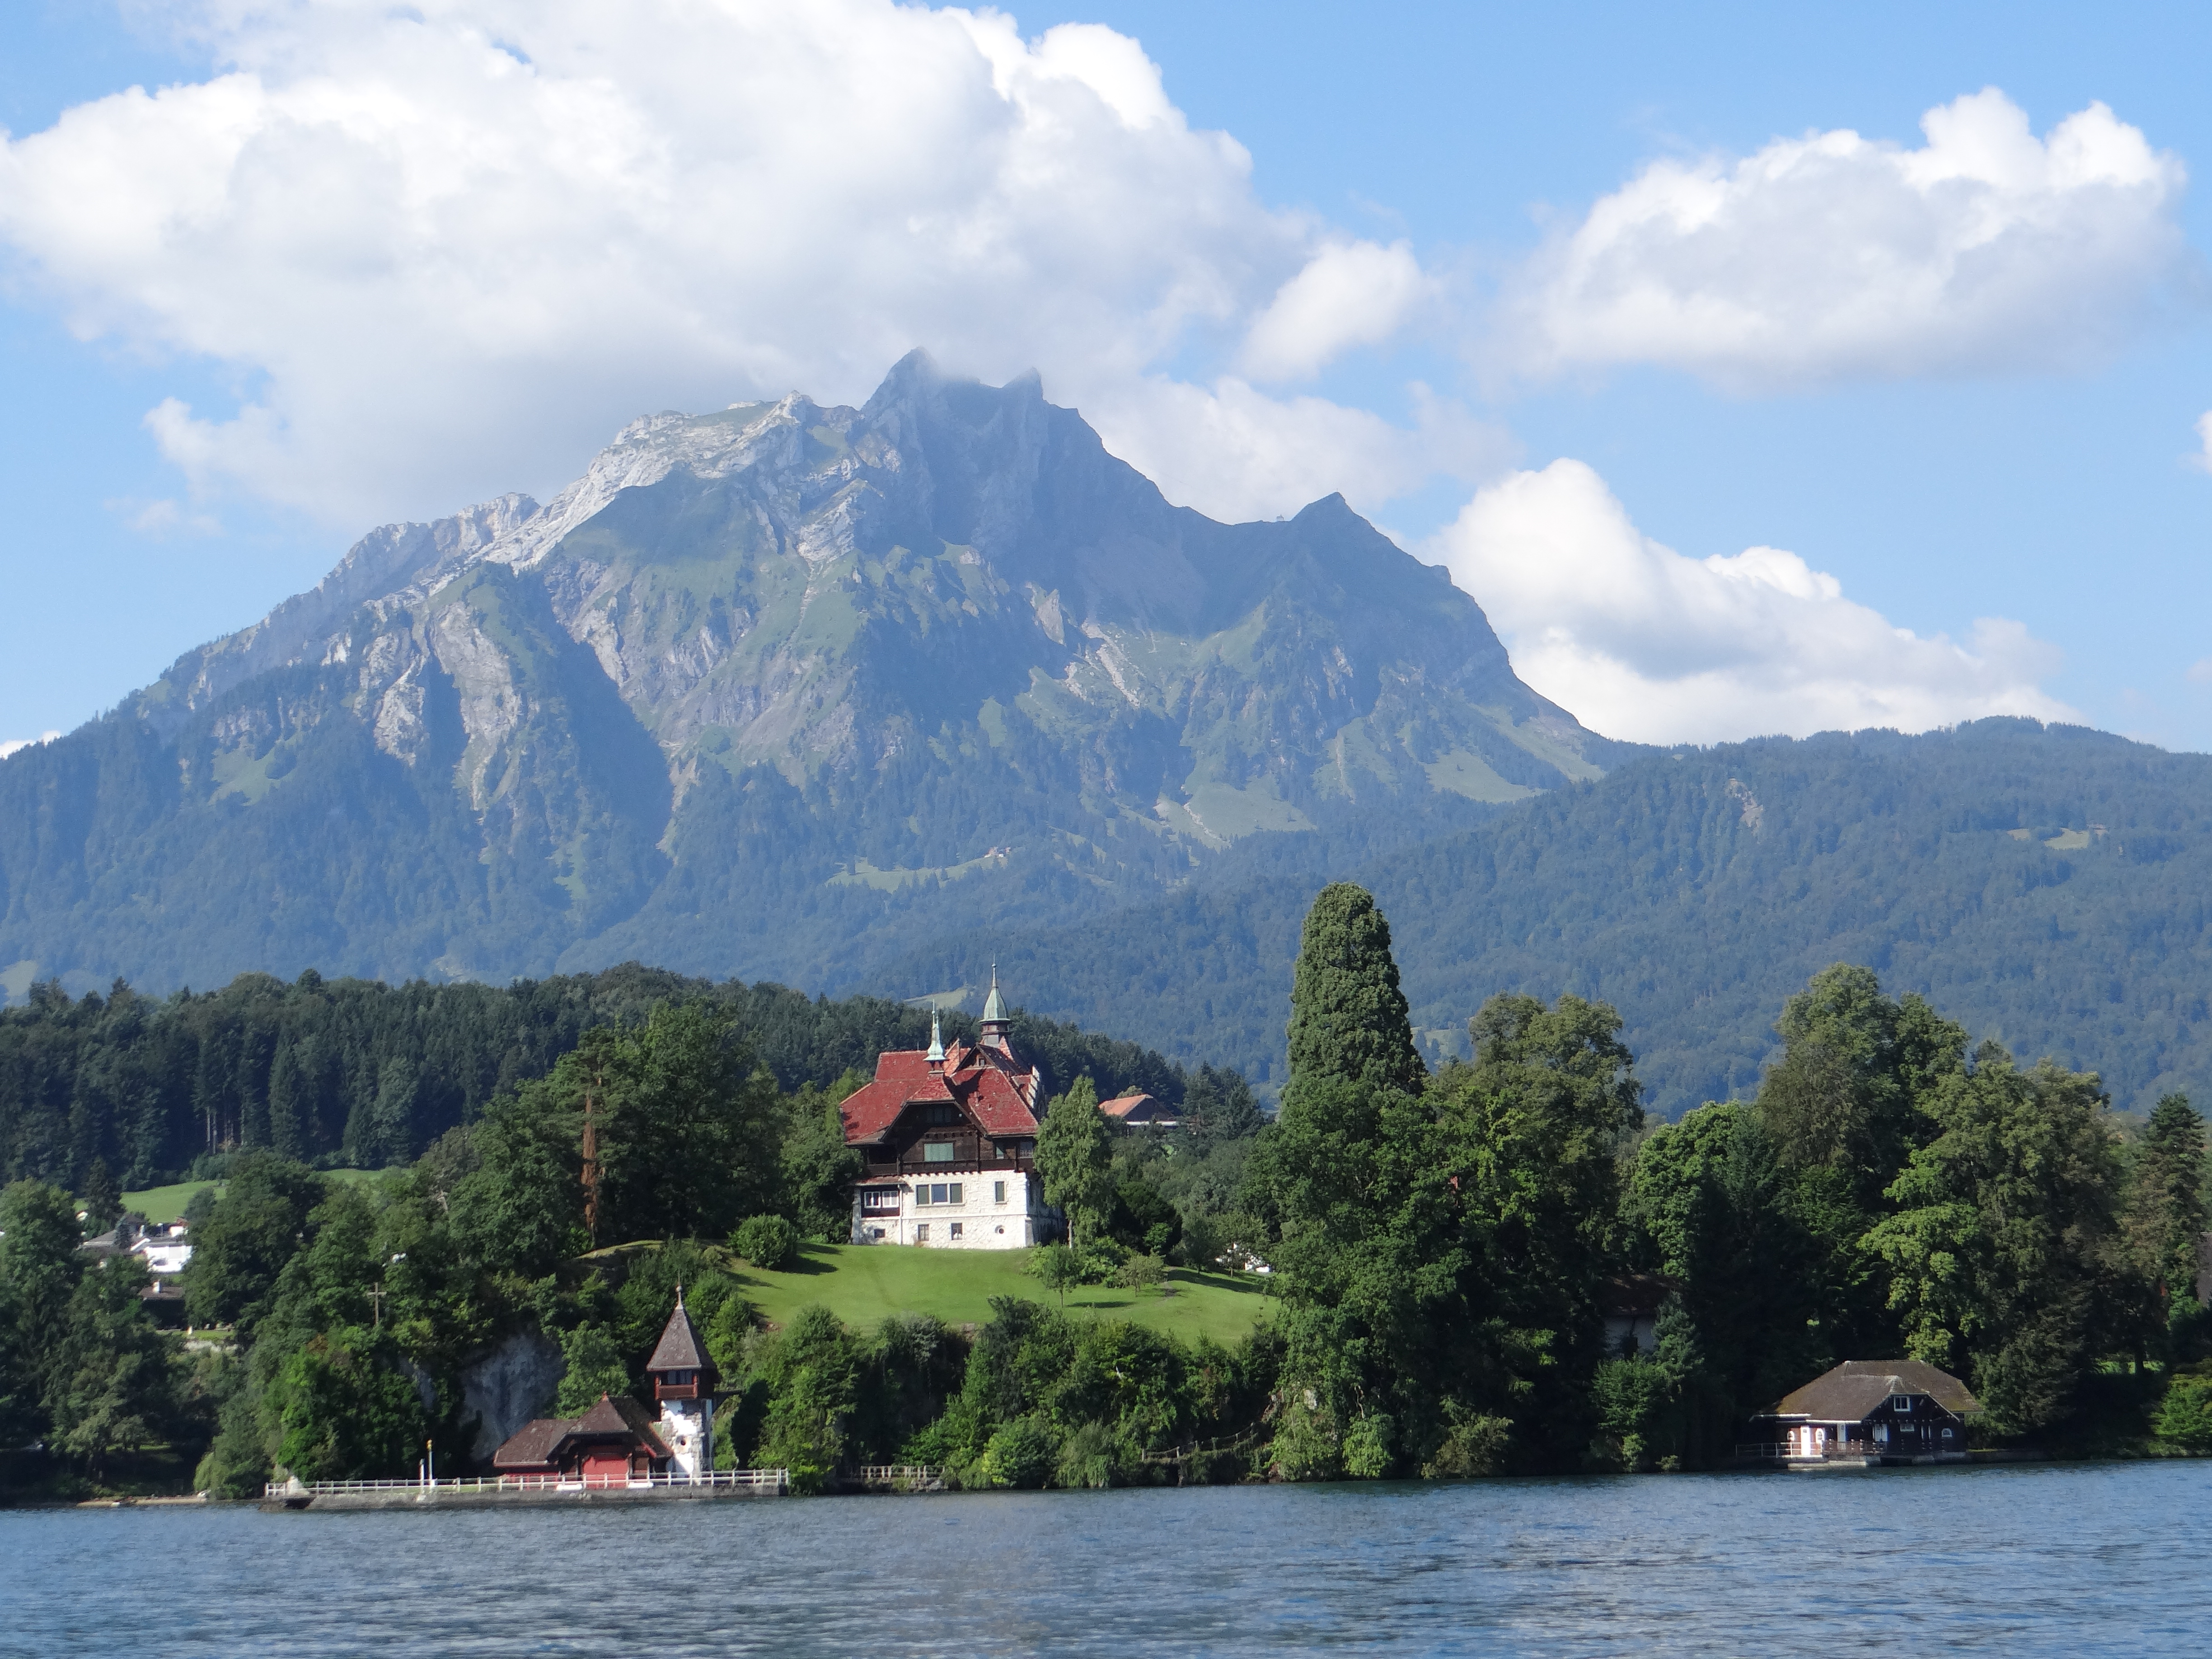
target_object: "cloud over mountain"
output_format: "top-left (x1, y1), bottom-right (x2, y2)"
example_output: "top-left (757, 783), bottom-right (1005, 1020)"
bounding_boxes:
top-left (0, 0), bottom-right (1470, 528)
top-left (1502, 89), bottom-right (2189, 389)
top-left (1431, 459), bottom-right (2078, 743)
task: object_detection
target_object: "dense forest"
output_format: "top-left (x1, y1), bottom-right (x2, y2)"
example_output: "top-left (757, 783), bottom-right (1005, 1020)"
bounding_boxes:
top-left (0, 965), bottom-right (1187, 1193)
top-left (3, 881), bottom-right (2206, 1500)
top-left (15, 713), bottom-right (2212, 1126)
top-left (914, 718), bottom-right (2212, 1111)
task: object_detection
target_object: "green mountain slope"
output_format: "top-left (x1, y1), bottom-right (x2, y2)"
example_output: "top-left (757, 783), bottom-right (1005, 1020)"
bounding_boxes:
top-left (0, 354), bottom-right (1622, 999)
top-left (891, 719), bottom-right (2212, 1115)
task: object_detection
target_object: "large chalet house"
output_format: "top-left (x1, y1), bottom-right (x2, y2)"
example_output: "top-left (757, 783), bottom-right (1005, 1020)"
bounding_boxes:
top-left (838, 973), bottom-right (1057, 1249)
top-left (1750, 1359), bottom-right (1981, 1466)
top-left (493, 1296), bottom-right (718, 1485)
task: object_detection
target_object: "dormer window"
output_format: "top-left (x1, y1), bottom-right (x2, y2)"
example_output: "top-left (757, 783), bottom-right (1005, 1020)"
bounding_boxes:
top-left (1891, 1396), bottom-right (1912, 1413)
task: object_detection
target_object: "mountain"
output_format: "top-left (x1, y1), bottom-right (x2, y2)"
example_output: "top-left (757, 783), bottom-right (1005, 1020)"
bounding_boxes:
top-left (0, 352), bottom-right (1626, 1004)
top-left (894, 718), bottom-right (2212, 1115)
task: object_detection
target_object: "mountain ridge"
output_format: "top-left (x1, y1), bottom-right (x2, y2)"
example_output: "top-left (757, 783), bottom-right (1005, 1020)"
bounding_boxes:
top-left (1, 352), bottom-right (1625, 1002)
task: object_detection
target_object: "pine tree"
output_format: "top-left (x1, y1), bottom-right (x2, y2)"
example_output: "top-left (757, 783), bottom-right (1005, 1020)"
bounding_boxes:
top-left (2128, 1093), bottom-right (2208, 1314)
top-left (1283, 883), bottom-right (1424, 1103)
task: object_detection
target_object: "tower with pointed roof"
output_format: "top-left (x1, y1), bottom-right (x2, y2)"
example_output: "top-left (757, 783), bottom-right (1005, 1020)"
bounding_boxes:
top-left (645, 1290), bottom-right (717, 1481)
top-left (979, 964), bottom-right (1010, 1053)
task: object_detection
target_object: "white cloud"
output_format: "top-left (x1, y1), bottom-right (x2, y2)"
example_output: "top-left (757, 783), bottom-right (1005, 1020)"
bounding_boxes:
top-left (1238, 239), bottom-right (1430, 381)
top-left (2187, 658), bottom-right (2212, 686)
top-left (1088, 375), bottom-right (1509, 526)
top-left (0, 731), bottom-right (63, 760)
top-left (1430, 459), bottom-right (2079, 744)
top-left (0, 0), bottom-right (1453, 528)
top-left (1504, 89), bottom-right (2188, 389)
top-left (2193, 412), bottom-right (2212, 472)
top-left (107, 492), bottom-right (222, 536)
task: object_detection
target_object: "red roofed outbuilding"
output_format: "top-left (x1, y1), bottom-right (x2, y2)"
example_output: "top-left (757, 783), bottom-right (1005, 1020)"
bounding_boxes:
top-left (1100, 1092), bottom-right (1176, 1127)
top-left (839, 970), bottom-right (1059, 1249)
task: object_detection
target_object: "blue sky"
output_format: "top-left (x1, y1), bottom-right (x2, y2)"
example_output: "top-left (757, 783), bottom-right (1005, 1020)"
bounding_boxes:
top-left (4, 0), bottom-right (2210, 751)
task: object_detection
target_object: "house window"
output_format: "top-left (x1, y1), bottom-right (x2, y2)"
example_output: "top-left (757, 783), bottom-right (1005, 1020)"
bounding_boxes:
top-left (869, 1228), bottom-right (885, 1240)
top-left (1892, 1396), bottom-right (1912, 1413)
top-left (915, 1223), bottom-right (929, 1241)
top-left (950, 1222), bottom-right (964, 1239)
top-left (927, 1104), bottom-right (959, 1125)
top-left (948, 1184), bottom-right (962, 1204)
top-left (994, 1181), bottom-right (1006, 1204)
top-left (923, 1142), bottom-right (956, 1162)
top-left (862, 1187), bottom-right (900, 1213)
top-left (912, 1186), bottom-right (930, 1207)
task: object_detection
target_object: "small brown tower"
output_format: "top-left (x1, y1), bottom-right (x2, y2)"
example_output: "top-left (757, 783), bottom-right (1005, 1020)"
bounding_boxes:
top-left (646, 1290), bottom-right (717, 1481)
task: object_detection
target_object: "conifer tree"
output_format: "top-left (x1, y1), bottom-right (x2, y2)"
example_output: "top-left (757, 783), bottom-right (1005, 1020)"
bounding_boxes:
top-left (1283, 882), bottom-right (1425, 1103)
top-left (2127, 1093), bottom-right (2208, 1326)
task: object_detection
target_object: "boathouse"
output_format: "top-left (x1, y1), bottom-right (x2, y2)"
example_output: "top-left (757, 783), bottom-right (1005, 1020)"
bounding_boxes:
top-left (1751, 1359), bottom-right (1980, 1465)
top-left (494, 1296), bottom-right (719, 1484)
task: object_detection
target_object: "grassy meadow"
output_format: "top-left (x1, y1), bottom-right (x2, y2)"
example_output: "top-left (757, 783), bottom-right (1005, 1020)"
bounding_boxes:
top-left (731, 1243), bottom-right (1275, 1345)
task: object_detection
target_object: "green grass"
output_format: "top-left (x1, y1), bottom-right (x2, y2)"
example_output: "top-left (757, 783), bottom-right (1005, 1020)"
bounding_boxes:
top-left (730, 1243), bottom-right (1275, 1346)
top-left (124, 1181), bottom-right (220, 1224)
top-left (124, 1165), bottom-right (401, 1223)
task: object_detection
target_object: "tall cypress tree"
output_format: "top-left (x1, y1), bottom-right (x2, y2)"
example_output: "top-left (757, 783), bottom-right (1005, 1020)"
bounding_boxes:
top-left (1283, 882), bottom-right (1425, 1102)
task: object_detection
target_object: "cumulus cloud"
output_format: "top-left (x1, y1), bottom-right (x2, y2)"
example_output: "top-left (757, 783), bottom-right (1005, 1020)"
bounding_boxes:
top-left (0, 731), bottom-right (63, 761)
top-left (1090, 375), bottom-right (1509, 525)
top-left (1238, 239), bottom-right (1430, 381)
top-left (1504, 89), bottom-right (2188, 389)
top-left (1431, 459), bottom-right (2079, 744)
top-left (0, 0), bottom-right (1452, 528)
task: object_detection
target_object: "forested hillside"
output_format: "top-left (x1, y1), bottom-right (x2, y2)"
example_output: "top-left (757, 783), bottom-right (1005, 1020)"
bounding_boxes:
top-left (893, 718), bottom-right (2212, 1114)
top-left (0, 965), bottom-right (1187, 1190)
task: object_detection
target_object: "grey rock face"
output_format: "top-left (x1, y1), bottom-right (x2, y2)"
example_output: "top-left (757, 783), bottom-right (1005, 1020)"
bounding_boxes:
top-left (3, 351), bottom-right (1632, 1000)
top-left (459, 1331), bottom-right (566, 1462)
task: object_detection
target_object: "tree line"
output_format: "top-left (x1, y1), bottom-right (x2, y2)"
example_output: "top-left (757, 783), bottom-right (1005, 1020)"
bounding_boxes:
top-left (0, 962), bottom-right (1189, 1195)
top-left (5, 880), bottom-right (2206, 1497)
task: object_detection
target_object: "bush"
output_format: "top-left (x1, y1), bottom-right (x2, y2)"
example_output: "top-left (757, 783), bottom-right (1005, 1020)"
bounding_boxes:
top-left (1055, 1420), bottom-right (1134, 1488)
top-left (981, 1415), bottom-right (1059, 1489)
top-left (733, 1214), bottom-right (800, 1270)
top-left (2155, 1374), bottom-right (2212, 1450)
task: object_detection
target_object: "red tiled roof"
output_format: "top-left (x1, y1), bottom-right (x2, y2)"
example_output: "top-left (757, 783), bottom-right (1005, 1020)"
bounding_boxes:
top-left (839, 1040), bottom-right (1044, 1145)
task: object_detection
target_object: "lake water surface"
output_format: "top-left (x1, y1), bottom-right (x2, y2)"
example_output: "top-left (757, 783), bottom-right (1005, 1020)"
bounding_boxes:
top-left (5, 1461), bottom-right (2206, 1655)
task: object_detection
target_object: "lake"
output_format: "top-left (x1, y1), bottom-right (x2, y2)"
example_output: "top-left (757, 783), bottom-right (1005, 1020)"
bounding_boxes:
top-left (5, 1462), bottom-right (2206, 1655)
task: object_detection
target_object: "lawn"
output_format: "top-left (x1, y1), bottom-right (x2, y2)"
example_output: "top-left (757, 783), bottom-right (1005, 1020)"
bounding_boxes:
top-left (730, 1244), bottom-right (1275, 1346)
top-left (124, 1165), bottom-right (401, 1223)
top-left (122, 1181), bottom-right (218, 1224)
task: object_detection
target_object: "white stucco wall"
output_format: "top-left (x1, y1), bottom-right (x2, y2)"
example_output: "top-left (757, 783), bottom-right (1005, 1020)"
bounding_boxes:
top-left (851, 1171), bottom-right (1053, 1249)
top-left (658, 1397), bottom-right (712, 1481)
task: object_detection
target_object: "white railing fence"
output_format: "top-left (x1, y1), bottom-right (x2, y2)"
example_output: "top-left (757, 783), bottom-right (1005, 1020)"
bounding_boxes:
top-left (854, 1465), bottom-right (940, 1485)
top-left (267, 1468), bottom-right (789, 1498)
